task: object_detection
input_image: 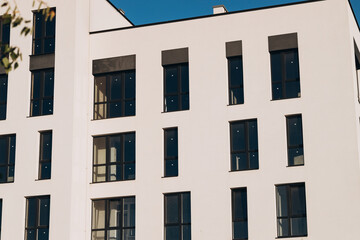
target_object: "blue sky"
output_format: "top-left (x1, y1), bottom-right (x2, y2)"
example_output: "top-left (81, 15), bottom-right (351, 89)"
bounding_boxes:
top-left (110, 0), bottom-right (360, 26)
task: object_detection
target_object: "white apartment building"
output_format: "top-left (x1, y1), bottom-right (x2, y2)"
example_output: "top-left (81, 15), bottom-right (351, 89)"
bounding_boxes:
top-left (0, 0), bottom-right (360, 239)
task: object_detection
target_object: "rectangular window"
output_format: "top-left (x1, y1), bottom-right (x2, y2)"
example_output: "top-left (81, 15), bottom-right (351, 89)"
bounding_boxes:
top-left (92, 197), bottom-right (135, 240)
top-left (0, 199), bottom-right (2, 239)
top-left (230, 119), bottom-right (259, 171)
top-left (354, 42), bottom-right (360, 102)
top-left (164, 128), bottom-right (178, 177)
top-left (25, 196), bottom-right (50, 240)
top-left (0, 134), bottom-right (15, 183)
top-left (30, 69), bottom-right (54, 116)
top-left (164, 192), bottom-right (191, 240)
top-left (270, 49), bottom-right (300, 100)
top-left (0, 75), bottom-right (8, 120)
top-left (94, 70), bottom-right (135, 120)
top-left (232, 188), bottom-right (248, 240)
top-left (39, 131), bottom-right (52, 180)
top-left (93, 132), bottom-right (135, 183)
top-left (276, 183), bottom-right (307, 238)
top-left (286, 115), bottom-right (304, 166)
top-left (164, 63), bottom-right (189, 112)
top-left (32, 9), bottom-right (55, 55)
top-left (228, 56), bottom-right (244, 105)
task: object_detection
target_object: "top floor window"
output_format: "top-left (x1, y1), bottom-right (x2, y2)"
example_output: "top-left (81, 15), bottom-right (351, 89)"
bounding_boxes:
top-left (226, 40), bottom-right (244, 105)
top-left (269, 33), bottom-right (301, 100)
top-left (33, 8), bottom-right (56, 55)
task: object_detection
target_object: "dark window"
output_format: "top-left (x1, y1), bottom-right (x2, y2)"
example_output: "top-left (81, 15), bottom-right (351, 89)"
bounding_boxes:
top-left (39, 131), bottom-right (52, 180)
top-left (276, 183), bottom-right (307, 238)
top-left (0, 199), bottom-right (2, 239)
top-left (164, 63), bottom-right (189, 112)
top-left (92, 197), bottom-right (135, 240)
top-left (94, 70), bottom-right (135, 120)
top-left (30, 69), bottom-right (54, 116)
top-left (25, 196), bottom-right (50, 240)
top-left (271, 49), bottom-right (300, 100)
top-left (0, 75), bottom-right (8, 120)
top-left (0, 14), bottom-right (10, 58)
top-left (164, 192), bottom-right (191, 240)
top-left (232, 188), bottom-right (248, 240)
top-left (228, 56), bottom-right (244, 105)
top-left (32, 9), bottom-right (55, 55)
top-left (230, 119), bottom-right (259, 171)
top-left (164, 128), bottom-right (178, 177)
top-left (93, 132), bottom-right (135, 183)
top-left (0, 134), bottom-right (15, 183)
top-left (354, 43), bottom-right (360, 102)
top-left (286, 115), bottom-right (304, 166)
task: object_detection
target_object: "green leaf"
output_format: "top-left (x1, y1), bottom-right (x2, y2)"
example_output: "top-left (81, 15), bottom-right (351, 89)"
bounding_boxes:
top-left (2, 57), bottom-right (9, 68)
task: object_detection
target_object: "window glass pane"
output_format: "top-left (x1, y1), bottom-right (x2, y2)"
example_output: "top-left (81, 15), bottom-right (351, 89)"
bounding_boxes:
top-left (44, 71), bottom-right (54, 97)
top-left (165, 159), bottom-right (178, 177)
top-left (109, 136), bottom-right (121, 163)
top-left (33, 39), bottom-right (42, 55)
top-left (272, 82), bottom-right (282, 100)
top-left (277, 219), bottom-right (289, 237)
top-left (34, 13), bottom-right (43, 38)
top-left (124, 133), bottom-right (135, 162)
top-left (7, 165), bottom-right (14, 182)
top-left (271, 52), bottom-right (282, 82)
top-left (110, 74), bottom-right (122, 100)
top-left (26, 229), bottom-right (36, 240)
top-left (229, 57), bottom-right (243, 87)
top-left (287, 116), bottom-right (303, 146)
top-left (248, 120), bottom-right (258, 151)
top-left (94, 137), bottom-right (106, 165)
top-left (94, 103), bottom-right (107, 120)
top-left (32, 73), bottom-right (41, 99)
top-left (109, 200), bottom-right (121, 227)
top-left (182, 193), bottom-right (191, 224)
top-left (93, 166), bottom-right (106, 182)
top-left (26, 198), bottom-right (37, 228)
top-left (165, 226), bottom-right (180, 240)
top-left (40, 162), bottom-right (51, 180)
top-left (181, 64), bottom-right (189, 93)
top-left (181, 93), bottom-right (189, 111)
top-left (290, 217), bottom-right (307, 236)
top-left (165, 129), bottom-right (178, 158)
top-left (285, 51), bottom-right (299, 80)
top-left (233, 221), bottom-right (248, 239)
top-left (0, 77), bottom-right (7, 102)
top-left (182, 225), bottom-right (191, 240)
top-left (124, 100), bottom-right (135, 116)
top-left (0, 104), bottom-right (6, 120)
top-left (107, 230), bottom-right (120, 240)
top-left (124, 163), bottom-right (135, 180)
top-left (285, 80), bottom-right (300, 98)
top-left (109, 102), bottom-right (122, 118)
top-left (0, 167), bottom-right (6, 182)
top-left (229, 88), bottom-right (243, 105)
top-left (249, 152), bottom-right (259, 169)
top-left (123, 197), bottom-right (135, 227)
top-left (41, 133), bottom-right (52, 161)
top-left (165, 66), bottom-right (178, 94)
top-left (2, 23), bottom-right (10, 44)
top-left (165, 195), bottom-right (179, 224)
top-left (45, 17), bottom-right (55, 37)
top-left (39, 198), bottom-right (50, 226)
top-left (109, 164), bottom-right (122, 181)
top-left (288, 148), bottom-right (304, 166)
top-left (233, 189), bottom-right (247, 220)
top-left (31, 100), bottom-right (40, 116)
top-left (125, 71), bottom-right (135, 99)
top-left (42, 99), bottom-right (53, 115)
top-left (165, 95), bottom-right (179, 112)
top-left (291, 185), bottom-right (306, 216)
top-left (94, 76), bottom-right (107, 103)
top-left (276, 186), bottom-right (288, 217)
top-left (123, 229), bottom-right (135, 240)
top-left (231, 153), bottom-right (247, 171)
top-left (92, 230), bottom-right (105, 240)
top-left (92, 200), bottom-right (106, 229)
top-left (44, 38), bottom-right (55, 54)
top-left (8, 135), bottom-right (14, 163)
top-left (231, 122), bottom-right (245, 152)
top-left (0, 138), bottom-right (7, 164)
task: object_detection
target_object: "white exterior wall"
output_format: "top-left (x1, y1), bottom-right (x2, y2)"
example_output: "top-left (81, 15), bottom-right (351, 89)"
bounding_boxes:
top-left (1, 0), bottom-right (360, 239)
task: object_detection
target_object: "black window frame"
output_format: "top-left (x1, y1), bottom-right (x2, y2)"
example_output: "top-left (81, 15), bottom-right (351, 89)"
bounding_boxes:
top-left (0, 134), bottom-right (15, 183)
top-left (163, 63), bottom-right (189, 112)
top-left (25, 195), bottom-right (51, 240)
top-left (30, 68), bottom-right (54, 117)
top-left (286, 114), bottom-right (304, 167)
top-left (164, 192), bottom-right (191, 240)
top-left (93, 70), bottom-right (136, 120)
top-left (354, 42), bottom-right (360, 103)
top-left (0, 74), bottom-right (8, 121)
top-left (91, 196), bottom-right (135, 240)
top-left (164, 127), bottom-right (178, 177)
top-left (228, 56), bottom-right (244, 105)
top-left (92, 132), bottom-right (136, 183)
top-left (38, 130), bottom-right (52, 180)
top-left (230, 119), bottom-right (259, 171)
top-left (270, 48), bottom-right (301, 100)
top-left (32, 8), bottom-right (56, 55)
top-left (231, 188), bottom-right (248, 240)
top-left (276, 182), bottom-right (307, 238)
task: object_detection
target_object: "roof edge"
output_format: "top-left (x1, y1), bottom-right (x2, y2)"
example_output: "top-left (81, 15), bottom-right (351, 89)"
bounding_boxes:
top-left (105, 0), bottom-right (134, 26)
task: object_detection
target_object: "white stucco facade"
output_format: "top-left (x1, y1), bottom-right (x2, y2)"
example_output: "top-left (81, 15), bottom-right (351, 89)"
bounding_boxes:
top-left (0, 0), bottom-right (360, 239)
